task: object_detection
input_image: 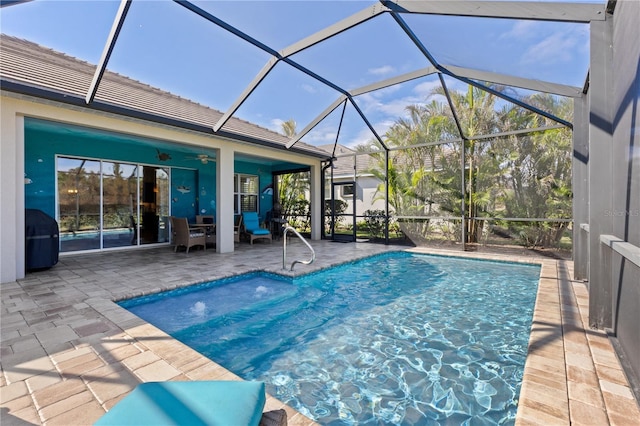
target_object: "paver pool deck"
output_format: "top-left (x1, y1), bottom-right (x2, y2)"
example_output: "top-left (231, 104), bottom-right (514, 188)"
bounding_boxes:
top-left (1, 240), bottom-right (639, 425)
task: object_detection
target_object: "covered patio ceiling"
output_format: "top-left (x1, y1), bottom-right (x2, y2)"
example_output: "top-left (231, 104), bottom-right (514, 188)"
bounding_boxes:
top-left (24, 117), bottom-right (300, 169)
top-left (1, 1), bottom-right (607, 154)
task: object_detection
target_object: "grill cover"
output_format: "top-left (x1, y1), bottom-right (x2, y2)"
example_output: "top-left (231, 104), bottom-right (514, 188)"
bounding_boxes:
top-left (25, 209), bottom-right (59, 271)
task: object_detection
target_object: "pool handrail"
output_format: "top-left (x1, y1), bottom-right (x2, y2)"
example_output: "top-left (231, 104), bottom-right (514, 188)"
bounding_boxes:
top-left (283, 225), bottom-right (315, 271)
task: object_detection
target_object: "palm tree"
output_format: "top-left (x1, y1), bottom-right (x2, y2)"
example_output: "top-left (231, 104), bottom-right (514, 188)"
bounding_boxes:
top-left (367, 83), bottom-right (572, 247)
top-left (495, 94), bottom-right (573, 247)
top-left (278, 119), bottom-right (311, 230)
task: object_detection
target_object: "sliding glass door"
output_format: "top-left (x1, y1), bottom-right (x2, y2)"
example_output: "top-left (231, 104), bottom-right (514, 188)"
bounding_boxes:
top-left (103, 162), bottom-right (138, 248)
top-left (57, 157), bottom-right (170, 252)
top-left (140, 166), bottom-right (169, 245)
top-left (57, 158), bottom-right (101, 252)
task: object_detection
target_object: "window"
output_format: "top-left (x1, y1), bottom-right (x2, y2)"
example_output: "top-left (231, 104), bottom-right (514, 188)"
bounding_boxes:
top-left (342, 183), bottom-right (354, 197)
top-left (234, 174), bottom-right (258, 214)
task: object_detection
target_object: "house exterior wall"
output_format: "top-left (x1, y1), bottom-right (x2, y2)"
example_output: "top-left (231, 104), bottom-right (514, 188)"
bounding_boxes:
top-left (608, 0), bottom-right (640, 399)
top-left (580, 0), bottom-right (640, 399)
top-left (0, 93), bottom-right (321, 283)
top-left (332, 175), bottom-right (387, 218)
top-left (0, 100), bottom-right (25, 284)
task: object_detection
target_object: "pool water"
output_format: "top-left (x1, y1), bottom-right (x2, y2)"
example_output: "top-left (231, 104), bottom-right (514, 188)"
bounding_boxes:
top-left (119, 252), bottom-right (540, 425)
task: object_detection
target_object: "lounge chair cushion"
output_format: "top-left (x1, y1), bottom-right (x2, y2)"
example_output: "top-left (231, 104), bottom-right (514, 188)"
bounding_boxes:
top-left (95, 381), bottom-right (266, 426)
top-left (250, 228), bottom-right (270, 235)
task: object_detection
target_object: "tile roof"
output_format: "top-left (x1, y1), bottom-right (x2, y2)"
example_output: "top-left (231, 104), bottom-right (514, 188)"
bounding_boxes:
top-left (318, 143), bottom-right (379, 177)
top-left (0, 35), bottom-right (328, 159)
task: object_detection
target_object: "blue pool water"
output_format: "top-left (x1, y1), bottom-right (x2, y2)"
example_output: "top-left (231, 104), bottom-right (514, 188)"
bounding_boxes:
top-left (119, 252), bottom-right (540, 425)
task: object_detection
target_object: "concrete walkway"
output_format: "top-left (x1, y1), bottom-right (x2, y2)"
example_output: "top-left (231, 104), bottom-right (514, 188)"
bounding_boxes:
top-left (1, 241), bottom-right (638, 425)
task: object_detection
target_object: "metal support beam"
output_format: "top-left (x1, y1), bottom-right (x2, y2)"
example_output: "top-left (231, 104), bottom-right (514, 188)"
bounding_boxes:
top-left (290, 66), bottom-right (439, 148)
top-left (469, 125), bottom-right (566, 141)
top-left (176, 0), bottom-right (356, 134)
top-left (347, 96), bottom-right (388, 150)
top-left (286, 96), bottom-right (347, 148)
top-left (438, 74), bottom-right (467, 140)
top-left (461, 131), bottom-right (467, 247)
top-left (350, 66), bottom-right (439, 97)
top-left (0, 0), bottom-right (33, 8)
top-left (451, 73), bottom-right (574, 129)
top-left (383, 1), bottom-right (606, 23)
top-left (588, 17), bottom-right (615, 329)
top-left (573, 96), bottom-right (590, 281)
top-left (385, 148), bottom-right (390, 245)
top-left (389, 10), bottom-right (574, 129)
top-left (388, 11), bottom-right (440, 68)
top-left (287, 94), bottom-right (388, 151)
top-left (445, 65), bottom-right (583, 98)
top-left (280, 3), bottom-right (389, 58)
top-left (86, 0), bottom-right (131, 104)
top-left (174, 0), bottom-right (279, 57)
top-left (214, 57), bottom-right (278, 132)
top-left (332, 101), bottom-right (348, 159)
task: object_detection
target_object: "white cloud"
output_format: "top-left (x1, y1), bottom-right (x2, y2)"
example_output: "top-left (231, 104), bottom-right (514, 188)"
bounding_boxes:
top-left (358, 77), bottom-right (452, 118)
top-left (305, 131), bottom-right (338, 146)
top-left (300, 121), bottom-right (340, 146)
top-left (498, 21), bottom-right (589, 71)
top-left (301, 84), bottom-right (317, 94)
top-left (414, 80), bottom-right (443, 97)
top-left (373, 83), bottom-right (403, 97)
top-left (373, 119), bottom-right (397, 137)
top-left (378, 97), bottom-right (422, 117)
top-left (500, 20), bottom-right (539, 41)
top-left (339, 117), bottom-right (400, 149)
top-left (521, 28), bottom-right (582, 65)
top-left (341, 127), bottom-right (378, 148)
top-left (368, 65), bottom-right (396, 76)
top-left (269, 118), bottom-right (285, 133)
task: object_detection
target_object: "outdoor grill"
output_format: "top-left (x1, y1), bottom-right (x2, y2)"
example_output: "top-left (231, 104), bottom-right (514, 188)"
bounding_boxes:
top-left (25, 209), bottom-right (59, 271)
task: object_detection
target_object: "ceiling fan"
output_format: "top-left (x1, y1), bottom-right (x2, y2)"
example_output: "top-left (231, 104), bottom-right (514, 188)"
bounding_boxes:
top-left (186, 154), bottom-right (216, 164)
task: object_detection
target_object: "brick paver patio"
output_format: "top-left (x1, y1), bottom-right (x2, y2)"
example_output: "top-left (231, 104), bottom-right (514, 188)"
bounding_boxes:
top-left (1, 240), bottom-right (638, 425)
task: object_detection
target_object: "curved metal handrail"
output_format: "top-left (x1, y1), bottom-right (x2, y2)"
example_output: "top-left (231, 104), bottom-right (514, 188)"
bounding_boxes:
top-left (282, 225), bottom-right (315, 271)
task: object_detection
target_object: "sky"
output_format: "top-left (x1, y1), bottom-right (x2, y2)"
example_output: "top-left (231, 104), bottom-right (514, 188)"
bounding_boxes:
top-left (0, 0), bottom-right (601, 148)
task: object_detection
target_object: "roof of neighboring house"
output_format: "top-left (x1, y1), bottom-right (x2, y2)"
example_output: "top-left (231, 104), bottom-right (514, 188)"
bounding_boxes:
top-left (319, 142), bottom-right (442, 179)
top-left (318, 143), bottom-right (379, 178)
top-left (0, 35), bottom-right (329, 159)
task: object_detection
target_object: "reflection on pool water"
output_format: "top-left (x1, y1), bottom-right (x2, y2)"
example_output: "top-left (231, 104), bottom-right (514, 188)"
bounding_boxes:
top-left (60, 228), bottom-right (131, 240)
top-left (119, 252), bottom-right (540, 425)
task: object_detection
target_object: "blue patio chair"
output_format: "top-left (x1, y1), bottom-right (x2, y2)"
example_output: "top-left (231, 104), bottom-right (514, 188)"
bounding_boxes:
top-left (242, 212), bottom-right (272, 245)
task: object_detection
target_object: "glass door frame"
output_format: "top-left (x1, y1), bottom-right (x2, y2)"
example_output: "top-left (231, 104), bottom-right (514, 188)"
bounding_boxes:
top-left (56, 155), bottom-right (171, 253)
top-left (331, 181), bottom-right (356, 242)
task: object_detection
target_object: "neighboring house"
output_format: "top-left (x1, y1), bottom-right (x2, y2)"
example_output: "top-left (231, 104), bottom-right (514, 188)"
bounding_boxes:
top-left (319, 144), bottom-right (386, 218)
top-left (0, 35), bottom-right (329, 282)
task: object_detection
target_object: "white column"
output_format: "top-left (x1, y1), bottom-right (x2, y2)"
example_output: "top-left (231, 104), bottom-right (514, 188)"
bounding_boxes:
top-left (309, 163), bottom-right (322, 240)
top-left (0, 107), bottom-right (25, 283)
top-left (216, 145), bottom-right (234, 253)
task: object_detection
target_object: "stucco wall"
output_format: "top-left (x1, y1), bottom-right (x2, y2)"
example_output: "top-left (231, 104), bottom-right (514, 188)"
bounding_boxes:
top-left (609, 0), bottom-right (640, 399)
top-left (0, 94), bottom-right (321, 283)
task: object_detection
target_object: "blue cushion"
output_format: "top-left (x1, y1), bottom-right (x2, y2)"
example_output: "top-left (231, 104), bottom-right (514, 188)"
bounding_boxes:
top-left (250, 229), bottom-right (270, 235)
top-left (95, 381), bottom-right (266, 426)
top-left (242, 213), bottom-right (260, 228)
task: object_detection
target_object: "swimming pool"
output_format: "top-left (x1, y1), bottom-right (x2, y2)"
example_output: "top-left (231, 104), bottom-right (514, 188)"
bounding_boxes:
top-left (119, 252), bottom-right (540, 425)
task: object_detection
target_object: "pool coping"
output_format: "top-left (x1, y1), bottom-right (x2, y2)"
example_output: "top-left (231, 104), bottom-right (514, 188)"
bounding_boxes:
top-left (406, 248), bottom-right (639, 425)
top-left (69, 249), bottom-right (640, 424)
top-left (2, 243), bottom-right (638, 425)
top-left (85, 297), bottom-right (317, 424)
